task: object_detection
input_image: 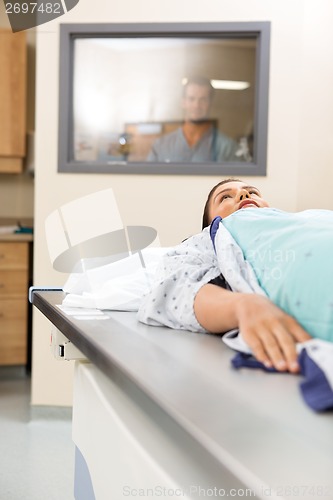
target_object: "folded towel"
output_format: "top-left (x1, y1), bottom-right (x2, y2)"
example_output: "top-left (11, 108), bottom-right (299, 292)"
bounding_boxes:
top-left (224, 332), bottom-right (333, 412)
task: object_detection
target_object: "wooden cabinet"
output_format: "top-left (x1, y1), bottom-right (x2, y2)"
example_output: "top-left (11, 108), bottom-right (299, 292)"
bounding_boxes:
top-left (0, 241), bottom-right (30, 365)
top-left (0, 29), bottom-right (27, 173)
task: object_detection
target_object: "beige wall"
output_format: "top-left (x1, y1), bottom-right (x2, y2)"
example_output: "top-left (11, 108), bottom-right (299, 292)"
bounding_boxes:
top-left (297, 2), bottom-right (333, 210)
top-left (32, 0), bottom-right (333, 405)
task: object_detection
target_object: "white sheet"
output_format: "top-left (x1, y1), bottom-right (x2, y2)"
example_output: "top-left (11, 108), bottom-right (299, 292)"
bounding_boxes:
top-left (62, 247), bottom-right (170, 311)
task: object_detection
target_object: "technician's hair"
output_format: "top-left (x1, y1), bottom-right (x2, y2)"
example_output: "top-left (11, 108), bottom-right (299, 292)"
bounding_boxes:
top-left (201, 178), bottom-right (243, 229)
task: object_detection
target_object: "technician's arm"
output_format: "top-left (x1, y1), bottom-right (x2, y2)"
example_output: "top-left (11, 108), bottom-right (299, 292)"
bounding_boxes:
top-left (194, 284), bottom-right (311, 373)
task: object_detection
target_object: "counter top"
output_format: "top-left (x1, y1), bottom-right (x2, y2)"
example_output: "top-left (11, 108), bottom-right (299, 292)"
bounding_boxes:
top-left (32, 290), bottom-right (333, 500)
top-left (0, 233), bottom-right (33, 242)
top-left (0, 217), bottom-right (33, 242)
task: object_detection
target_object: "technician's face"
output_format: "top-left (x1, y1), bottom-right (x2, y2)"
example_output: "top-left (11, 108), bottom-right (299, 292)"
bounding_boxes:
top-left (182, 84), bottom-right (211, 122)
top-left (208, 181), bottom-right (269, 220)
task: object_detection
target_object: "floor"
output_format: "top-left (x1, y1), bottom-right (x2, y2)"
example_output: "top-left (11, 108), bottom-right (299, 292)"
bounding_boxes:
top-left (0, 366), bottom-right (75, 500)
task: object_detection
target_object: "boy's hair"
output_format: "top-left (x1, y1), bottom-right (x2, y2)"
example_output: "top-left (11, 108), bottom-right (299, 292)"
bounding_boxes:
top-left (201, 178), bottom-right (242, 229)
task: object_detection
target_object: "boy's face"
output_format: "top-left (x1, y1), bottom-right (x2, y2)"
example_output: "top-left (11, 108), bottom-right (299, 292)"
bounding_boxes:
top-left (209, 181), bottom-right (269, 220)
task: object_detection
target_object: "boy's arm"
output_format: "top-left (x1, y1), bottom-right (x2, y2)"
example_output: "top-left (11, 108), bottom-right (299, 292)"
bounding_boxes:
top-left (194, 284), bottom-right (311, 373)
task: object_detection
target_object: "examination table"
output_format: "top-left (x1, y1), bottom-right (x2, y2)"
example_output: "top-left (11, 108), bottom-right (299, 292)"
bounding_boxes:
top-left (31, 290), bottom-right (333, 500)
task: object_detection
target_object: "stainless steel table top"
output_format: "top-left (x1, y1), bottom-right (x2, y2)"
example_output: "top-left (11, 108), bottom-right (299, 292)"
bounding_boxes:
top-left (32, 291), bottom-right (333, 500)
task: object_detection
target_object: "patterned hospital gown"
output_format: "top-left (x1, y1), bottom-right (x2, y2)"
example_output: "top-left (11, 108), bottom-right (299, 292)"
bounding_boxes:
top-left (139, 207), bottom-right (333, 343)
top-left (137, 228), bottom-right (222, 333)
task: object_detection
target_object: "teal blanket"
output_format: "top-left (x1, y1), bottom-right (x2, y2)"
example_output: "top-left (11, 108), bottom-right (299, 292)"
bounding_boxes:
top-left (220, 208), bottom-right (333, 342)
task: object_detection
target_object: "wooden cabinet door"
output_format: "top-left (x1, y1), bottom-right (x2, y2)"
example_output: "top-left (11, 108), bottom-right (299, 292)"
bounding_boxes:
top-left (0, 299), bottom-right (27, 365)
top-left (0, 29), bottom-right (27, 173)
top-left (0, 241), bottom-right (30, 365)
